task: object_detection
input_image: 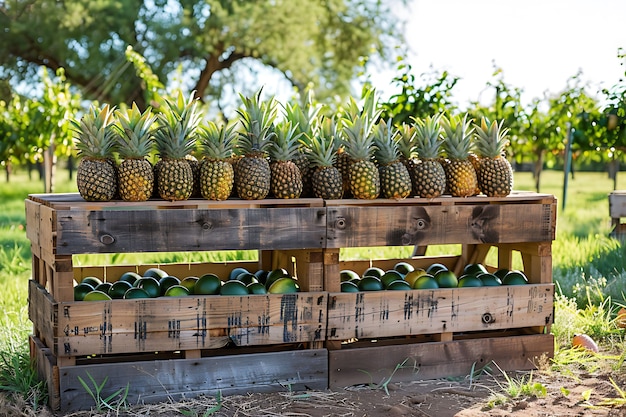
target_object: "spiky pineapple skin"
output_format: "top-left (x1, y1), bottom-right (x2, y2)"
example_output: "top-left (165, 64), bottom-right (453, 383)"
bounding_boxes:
top-left (293, 152), bottom-right (313, 198)
top-left (379, 162), bottom-right (411, 199)
top-left (118, 159), bottom-right (154, 202)
top-left (235, 156), bottom-right (271, 200)
top-left (413, 159), bottom-right (446, 198)
top-left (444, 159), bottom-right (478, 197)
top-left (270, 160), bottom-right (302, 199)
top-left (199, 158), bottom-right (234, 201)
top-left (478, 156), bottom-right (513, 197)
top-left (335, 149), bottom-right (353, 198)
top-left (77, 158), bottom-right (118, 202)
top-left (312, 166), bottom-right (343, 199)
top-left (157, 159), bottom-right (194, 201)
top-left (349, 160), bottom-right (380, 199)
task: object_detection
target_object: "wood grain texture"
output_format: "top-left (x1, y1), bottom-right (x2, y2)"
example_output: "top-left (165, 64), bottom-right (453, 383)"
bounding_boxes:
top-left (328, 334), bottom-right (554, 388)
top-left (326, 284), bottom-right (554, 340)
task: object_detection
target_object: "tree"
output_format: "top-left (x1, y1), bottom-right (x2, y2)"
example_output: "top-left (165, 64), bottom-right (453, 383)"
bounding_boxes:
top-left (0, 0), bottom-right (407, 110)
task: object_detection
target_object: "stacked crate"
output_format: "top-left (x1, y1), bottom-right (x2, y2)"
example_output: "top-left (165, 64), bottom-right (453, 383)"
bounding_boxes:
top-left (26, 191), bottom-right (557, 411)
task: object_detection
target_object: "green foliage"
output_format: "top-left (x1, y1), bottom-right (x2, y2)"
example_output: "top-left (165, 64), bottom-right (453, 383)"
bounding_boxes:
top-left (77, 372), bottom-right (129, 413)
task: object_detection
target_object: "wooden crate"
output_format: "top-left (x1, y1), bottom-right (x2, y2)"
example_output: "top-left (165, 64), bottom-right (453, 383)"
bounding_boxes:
top-left (609, 191), bottom-right (626, 238)
top-left (31, 334), bottom-right (328, 412)
top-left (29, 280), bottom-right (327, 359)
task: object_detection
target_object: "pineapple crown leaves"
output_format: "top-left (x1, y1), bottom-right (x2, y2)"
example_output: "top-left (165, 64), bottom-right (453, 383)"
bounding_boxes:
top-left (112, 103), bottom-right (157, 159)
top-left (473, 117), bottom-right (510, 158)
top-left (339, 88), bottom-right (382, 161)
top-left (396, 123), bottom-right (417, 159)
top-left (153, 90), bottom-right (203, 159)
top-left (373, 119), bottom-right (401, 166)
top-left (71, 103), bottom-right (117, 159)
top-left (440, 113), bottom-right (475, 160)
top-left (412, 113), bottom-right (444, 160)
top-left (236, 88), bottom-right (278, 155)
top-left (198, 120), bottom-right (237, 160)
top-left (307, 130), bottom-right (338, 169)
top-left (283, 90), bottom-right (323, 143)
top-left (268, 121), bottom-right (304, 162)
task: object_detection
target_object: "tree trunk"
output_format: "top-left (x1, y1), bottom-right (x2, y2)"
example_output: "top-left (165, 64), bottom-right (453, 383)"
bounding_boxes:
top-left (67, 156), bottom-right (75, 180)
top-left (4, 162), bottom-right (10, 182)
top-left (533, 150), bottom-right (544, 193)
top-left (43, 142), bottom-right (57, 193)
top-left (608, 157), bottom-right (620, 190)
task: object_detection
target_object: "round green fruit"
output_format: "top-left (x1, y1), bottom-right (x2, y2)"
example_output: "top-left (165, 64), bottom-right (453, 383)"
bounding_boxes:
top-left (254, 269), bottom-right (268, 285)
top-left (341, 281), bottom-right (360, 293)
top-left (358, 276), bottom-right (384, 291)
top-left (403, 268), bottom-right (428, 287)
top-left (478, 273), bottom-right (502, 286)
top-left (164, 285), bottom-right (190, 297)
top-left (74, 283), bottom-right (95, 301)
top-left (95, 282), bottom-right (112, 294)
top-left (229, 267), bottom-right (250, 281)
top-left (394, 261), bottom-right (414, 275)
top-left (435, 269), bottom-right (458, 288)
top-left (118, 271), bottom-right (141, 286)
top-left (268, 277), bottom-right (300, 294)
top-left (412, 275), bottom-right (439, 290)
top-left (340, 269), bottom-right (361, 282)
top-left (381, 270), bottom-right (404, 288)
top-left (265, 268), bottom-right (290, 289)
top-left (463, 263), bottom-right (488, 276)
top-left (83, 290), bottom-right (112, 301)
top-left (386, 280), bottom-right (412, 291)
top-left (494, 268), bottom-right (510, 280)
top-left (108, 280), bottom-right (133, 299)
top-left (135, 277), bottom-right (161, 298)
top-left (503, 270), bottom-right (529, 285)
top-left (426, 263), bottom-right (448, 275)
top-left (80, 276), bottom-right (102, 288)
top-left (159, 275), bottom-right (181, 296)
top-left (247, 282), bottom-right (268, 294)
top-left (142, 267), bottom-right (169, 280)
top-left (124, 287), bottom-right (150, 299)
top-left (194, 274), bottom-right (222, 295)
top-left (363, 267), bottom-right (385, 279)
top-left (235, 272), bottom-right (258, 285)
top-left (220, 280), bottom-right (249, 295)
top-left (457, 275), bottom-right (483, 287)
top-left (180, 276), bottom-right (199, 292)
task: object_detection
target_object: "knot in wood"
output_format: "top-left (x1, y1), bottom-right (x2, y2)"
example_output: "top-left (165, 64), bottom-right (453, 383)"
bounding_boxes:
top-left (482, 312), bottom-right (495, 324)
top-left (334, 217), bottom-right (346, 230)
top-left (99, 234), bottom-right (115, 245)
top-left (202, 221), bottom-right (213, 231)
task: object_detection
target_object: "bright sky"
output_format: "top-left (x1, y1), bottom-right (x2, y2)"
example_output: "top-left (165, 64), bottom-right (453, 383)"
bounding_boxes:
top-left (372, 0), bottom-right (626, 109)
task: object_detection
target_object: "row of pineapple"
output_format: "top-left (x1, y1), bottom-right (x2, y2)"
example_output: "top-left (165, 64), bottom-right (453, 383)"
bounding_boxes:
top-left (73, 89), bottom-right (513, 203)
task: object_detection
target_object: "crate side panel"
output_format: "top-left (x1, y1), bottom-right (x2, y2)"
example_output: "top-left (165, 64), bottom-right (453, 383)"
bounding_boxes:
top-left (56, 293), bottom-right (327, 356)
top-left (327, 284), bottom-right (554, 340)
top-left (328, 334), bottom-right (554, 388)
top-left (25, 199), bottom-right (41, 247)
top-left (56, 207), bottom-right (326, 254)
top-left (609, 191), bottom-right (626, 218)
top-left (326, 203), bottom-right (554, 248)
top-left (59, 349), bottom-right (328, 412)
top-left (29, 281), bottom-right (57, 348)
top-left (29, 335), bottom-right (60, 412)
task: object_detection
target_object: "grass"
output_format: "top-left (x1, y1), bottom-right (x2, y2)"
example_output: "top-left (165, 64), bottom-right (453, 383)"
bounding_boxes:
top-left (1, 166), bottom-right (626, 412)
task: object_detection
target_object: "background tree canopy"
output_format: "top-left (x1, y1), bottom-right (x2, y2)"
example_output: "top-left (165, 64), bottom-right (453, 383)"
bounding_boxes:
top-left (0, 0), bottom-right (407, 109)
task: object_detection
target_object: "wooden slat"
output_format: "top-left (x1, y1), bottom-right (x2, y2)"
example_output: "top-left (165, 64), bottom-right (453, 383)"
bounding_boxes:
top-left (326, 202), bottom-right (555, 248)
top-left (58, 349), bottom-right (328, 412)
top-left (326, 284), bottom-right (554, 340)
top-left (609, 191), bottom-right (626, 218)
top-left (45, 290), bottom-right (327, 356)
top-left (29, 280), bottom-right (56, 347)
top-left (29, 335), bottom-right (60, 412)
top-left (328, 334), bottom-right (554, 388)
top-left (55, 206), bottom-right (327, 253)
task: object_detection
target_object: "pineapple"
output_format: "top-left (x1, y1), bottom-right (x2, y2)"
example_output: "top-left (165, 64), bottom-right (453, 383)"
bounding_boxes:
top-left (269, 121), bottom-right (304, 199)
top-left (473, 117), bottom-right (514, 197)
top-left (340, 89), bottom-right (381, 199)
top-left (334, 145), bottom-right (353, 198)
top-left (440, 114), bottom-right (478, 197)
top-left (283, 92), bottom-right (321, 198)
top-left (307, 116), bottom-right (343, 199)
top-left (153, 91), bottom-right (203, 201)
top-left (396, 123), bottom-right (419, 196)
top-left (197, 121), bottom-right (237, 201)
top-left (373, 119), bottom-right (412, 199)
top-left (72, 103), bottom-right (118, 202)
top-left (113, 103), bottom-right (157, 202)
top-left (412, 114), bottom-right (447, 198)
top-left (235, 89), bottom-right (277, 200)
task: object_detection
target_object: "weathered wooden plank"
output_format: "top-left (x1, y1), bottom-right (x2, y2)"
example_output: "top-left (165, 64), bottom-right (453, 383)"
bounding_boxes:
top-left (28, 281), bottom-right (56, 347)
top-left (326, 202), bottom-right (555, 248)
top-left (609, 191), bottom-right (626, 218)
top-left (326, 284), bottom-right (554, 340)
top-left (55, 206), bottom-right (327, 253)
top-left (58, 349), bottom-right (328, 412)
top-left (328, 334), bottom-right (554, 388)
top-left (30, 335), bottom-right (60, 412)
top-left (44, 289), bottom-right (327, 356)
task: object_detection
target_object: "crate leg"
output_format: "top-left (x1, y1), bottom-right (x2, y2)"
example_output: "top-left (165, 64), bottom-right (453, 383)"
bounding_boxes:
top-left (323, 249), bottom-right (340, 293)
